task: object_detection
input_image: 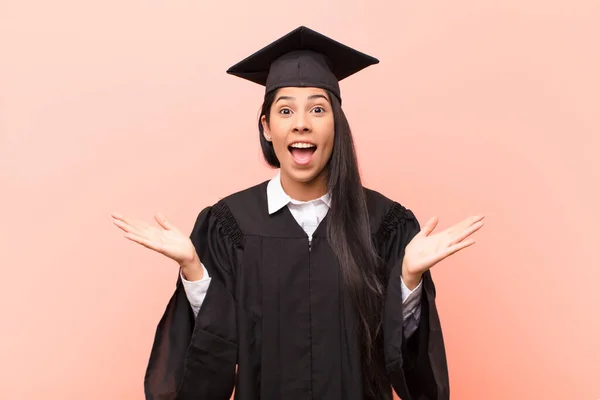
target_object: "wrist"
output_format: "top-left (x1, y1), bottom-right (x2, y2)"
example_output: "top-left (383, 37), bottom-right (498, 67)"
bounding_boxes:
top-left (180, 253), bottom-right (203, 281)
top-left (401, 263), bottom-right (422, 291)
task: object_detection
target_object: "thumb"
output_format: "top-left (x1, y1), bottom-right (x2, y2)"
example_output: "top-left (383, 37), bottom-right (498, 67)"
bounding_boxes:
top-left (419, 216), bottom-right (439, 237)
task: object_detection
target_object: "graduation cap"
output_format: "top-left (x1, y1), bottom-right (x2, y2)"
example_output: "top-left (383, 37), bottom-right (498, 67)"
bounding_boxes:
top-left (226, 26), bottom-right (379, 103)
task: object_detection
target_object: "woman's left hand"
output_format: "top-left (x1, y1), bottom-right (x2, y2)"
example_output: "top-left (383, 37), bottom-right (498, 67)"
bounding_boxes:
top-left (401, 215), bottom-right (485, 289)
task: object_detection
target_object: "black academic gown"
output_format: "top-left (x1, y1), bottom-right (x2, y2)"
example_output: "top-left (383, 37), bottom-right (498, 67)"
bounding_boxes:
top-left (143, 181), bottom-right (449, 400)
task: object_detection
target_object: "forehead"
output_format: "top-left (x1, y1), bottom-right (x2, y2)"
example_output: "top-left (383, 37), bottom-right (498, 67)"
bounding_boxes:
top-left (275, 86), bottom-right (329, 99)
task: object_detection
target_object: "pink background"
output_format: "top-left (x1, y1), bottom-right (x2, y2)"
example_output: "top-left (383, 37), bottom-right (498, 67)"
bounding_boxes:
top-left (1, 1), bottom-right (599, 399)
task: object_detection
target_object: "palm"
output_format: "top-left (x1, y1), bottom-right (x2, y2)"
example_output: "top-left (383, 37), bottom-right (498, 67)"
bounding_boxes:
top-left (403, 215), bottom-right (484, 276)
top-left (111, 212), bottom-right (196, 265)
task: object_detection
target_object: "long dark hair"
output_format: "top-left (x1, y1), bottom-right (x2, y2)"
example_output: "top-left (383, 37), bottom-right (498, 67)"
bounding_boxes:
top-left (258, 89), bottom-right (390, 399)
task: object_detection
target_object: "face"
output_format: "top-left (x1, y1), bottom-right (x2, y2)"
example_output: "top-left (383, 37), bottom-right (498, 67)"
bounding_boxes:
top-left (261, 87), bottom-right (335, 186)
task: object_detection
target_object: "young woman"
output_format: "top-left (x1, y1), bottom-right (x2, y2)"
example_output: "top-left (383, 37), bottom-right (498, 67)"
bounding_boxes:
top-left (112, 26), bottom-right (483, 400)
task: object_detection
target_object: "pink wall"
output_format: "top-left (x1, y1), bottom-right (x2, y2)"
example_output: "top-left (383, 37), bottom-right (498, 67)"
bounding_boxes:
top-left (1, 1), bottom-right (599, 399)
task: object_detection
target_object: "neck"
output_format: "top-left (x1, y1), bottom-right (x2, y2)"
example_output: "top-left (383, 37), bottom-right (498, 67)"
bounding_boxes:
top-left (280, 169), bottom-right (328, 202)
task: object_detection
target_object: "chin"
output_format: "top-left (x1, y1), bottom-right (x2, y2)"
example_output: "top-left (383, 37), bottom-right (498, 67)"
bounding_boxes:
top-left (284, 164), bottom-right (327, 184)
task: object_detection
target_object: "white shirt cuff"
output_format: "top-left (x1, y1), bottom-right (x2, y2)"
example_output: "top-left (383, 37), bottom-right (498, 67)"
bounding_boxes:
top-left (180, 264), bottom-right (211, 311)
top-left (400, 276), bottom-right (423, 338)
top-left (400, 276), bottom-right (423, 303)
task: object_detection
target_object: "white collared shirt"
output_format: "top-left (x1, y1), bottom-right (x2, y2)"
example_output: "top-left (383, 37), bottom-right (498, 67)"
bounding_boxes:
top-left (267, 172), bottom-right (331, 242)
top-left (181, 172), bottom-right (422, 337)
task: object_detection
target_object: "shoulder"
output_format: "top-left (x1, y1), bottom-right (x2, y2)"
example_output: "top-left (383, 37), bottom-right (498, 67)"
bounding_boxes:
top-left (217, 180), bottom-right (268, 210)
top-left (219, 180), bottom-right (269, 229)
top-left (363, 187), bottom-right (419, 238)
top-left (198, 180), bottom-right (269, 238)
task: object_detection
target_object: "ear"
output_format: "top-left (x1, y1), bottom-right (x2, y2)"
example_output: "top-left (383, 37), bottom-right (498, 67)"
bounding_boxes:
top-left (261, 115), bottom-right (272, 142)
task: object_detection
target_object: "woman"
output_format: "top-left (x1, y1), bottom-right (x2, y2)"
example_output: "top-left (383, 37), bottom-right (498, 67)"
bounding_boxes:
top-left (112, 26), bottom-right (483, 400)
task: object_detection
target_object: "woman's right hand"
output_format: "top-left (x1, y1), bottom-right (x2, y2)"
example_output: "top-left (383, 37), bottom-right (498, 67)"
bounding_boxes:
top-left (111, 212), bottom-right (203, 277)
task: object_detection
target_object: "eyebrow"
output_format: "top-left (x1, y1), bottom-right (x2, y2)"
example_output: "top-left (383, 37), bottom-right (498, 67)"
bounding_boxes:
top-left (275, 94), bottom-right (330, 103)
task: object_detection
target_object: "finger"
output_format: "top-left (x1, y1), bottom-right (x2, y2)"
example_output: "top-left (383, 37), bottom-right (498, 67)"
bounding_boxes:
top-left (124, 231), bottom-right (162, 253)
top-left (449, 220), bottom-right (484, 246)
top-left (472, 215), bottom-right (485, 223)
top-left (442, 238), bottom-right (476, 259)
top-left (111, 212), bottom-right (133, 224)
top-left (111, 212), bottom-right (152, 231)
top-left (112, 218), bottom-right (145, 236)
top-left (419, 216), bottom-right (439, 237)
top-left (154, 213), bottom-right (175, 231)
top-left (464, 215), bottom-right (485, 228)
top-left (442, 215), bottom-right (484, 238)
top-left (113, 218), bottom-right (133, 233)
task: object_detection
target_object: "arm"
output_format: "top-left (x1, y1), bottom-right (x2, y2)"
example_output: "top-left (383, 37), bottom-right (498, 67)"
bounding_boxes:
top-left (144, 204), bottom-right (239, 400)
top-left (379, 204), bottom-right (450, 400)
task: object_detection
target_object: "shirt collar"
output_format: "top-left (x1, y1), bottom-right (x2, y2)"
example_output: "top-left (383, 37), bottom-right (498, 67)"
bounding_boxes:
top-left (267, 171), bottom-right (332, 214)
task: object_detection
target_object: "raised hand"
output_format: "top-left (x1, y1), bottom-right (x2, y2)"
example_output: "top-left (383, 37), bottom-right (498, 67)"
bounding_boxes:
top-left (111, 212), bottom-right (199, 269)
top-left (402, 215), bottom-right (485, 288)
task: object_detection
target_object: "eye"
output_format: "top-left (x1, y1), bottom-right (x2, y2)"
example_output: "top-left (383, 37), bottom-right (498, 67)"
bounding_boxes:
top-left (311, 106), bottom-right (325, 114)
top-left (279, 108), bottom-right (292, 115)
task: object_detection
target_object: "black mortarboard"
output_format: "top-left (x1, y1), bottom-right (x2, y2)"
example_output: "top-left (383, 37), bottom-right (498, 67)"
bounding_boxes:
top-left (226, 26), bottom-right (379, 103)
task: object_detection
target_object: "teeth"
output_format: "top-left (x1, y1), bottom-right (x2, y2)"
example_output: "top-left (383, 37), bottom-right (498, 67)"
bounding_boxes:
top-left (290, 143), bottom-right (316, 149)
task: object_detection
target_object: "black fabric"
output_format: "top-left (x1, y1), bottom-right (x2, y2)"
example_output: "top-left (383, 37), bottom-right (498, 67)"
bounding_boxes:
top-left (144, 181), bottom-right (449, 400)
top-left (226, 26), bottom-right (379, 103)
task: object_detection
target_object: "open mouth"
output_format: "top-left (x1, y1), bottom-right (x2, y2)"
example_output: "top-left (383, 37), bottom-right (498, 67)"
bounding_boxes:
top-left (288, 142), bottom-right (317, 166)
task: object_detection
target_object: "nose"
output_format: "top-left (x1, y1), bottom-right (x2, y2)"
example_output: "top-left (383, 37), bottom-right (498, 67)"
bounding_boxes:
top-left (292, 112), bottom-right (311, 133)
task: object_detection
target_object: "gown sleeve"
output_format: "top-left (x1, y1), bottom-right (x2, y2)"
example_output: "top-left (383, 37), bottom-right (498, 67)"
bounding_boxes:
top-left (143, 202), bottom-right (240, 400)
top-left (377, 203), bottom-right (450, 400)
